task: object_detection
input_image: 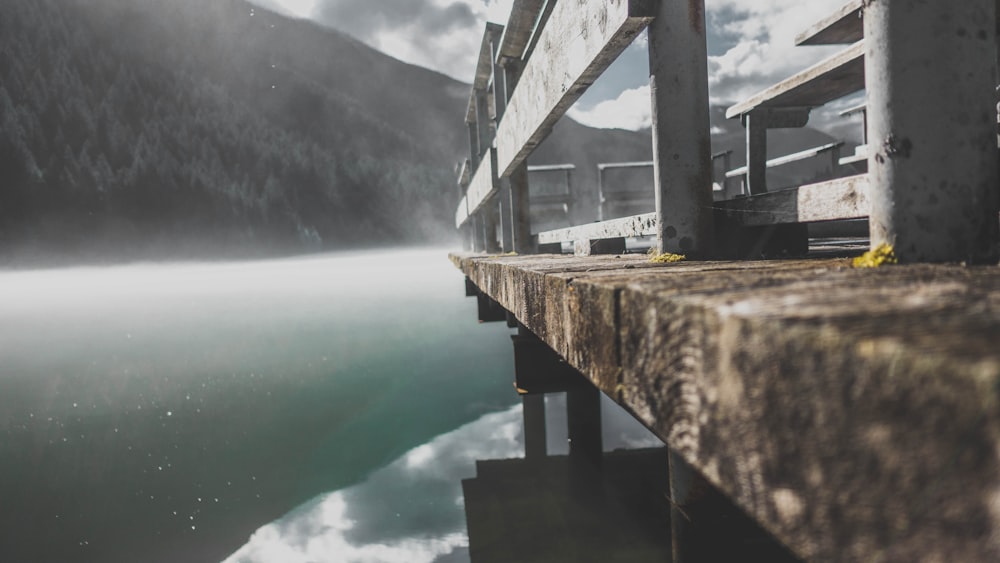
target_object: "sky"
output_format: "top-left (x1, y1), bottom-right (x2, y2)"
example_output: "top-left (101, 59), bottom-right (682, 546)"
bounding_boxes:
top-left (251, 0), bottom-right (857, 133)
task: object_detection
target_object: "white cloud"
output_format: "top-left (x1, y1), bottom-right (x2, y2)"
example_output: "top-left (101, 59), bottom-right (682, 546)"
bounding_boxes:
top-left (225, 392), bottom-right (663, 563)
top-left (706, 0), bottom-right (847, 104)
top-left (563, 0), bottom-right (850, 130)
top-left (568, 85), bottom-right (652, 131)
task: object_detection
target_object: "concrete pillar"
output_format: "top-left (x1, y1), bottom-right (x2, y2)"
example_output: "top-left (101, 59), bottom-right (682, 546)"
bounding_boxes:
top-left (865, 0), bottom-right (1000, 263)
top-left (648, 0), bottom-right (714, 258)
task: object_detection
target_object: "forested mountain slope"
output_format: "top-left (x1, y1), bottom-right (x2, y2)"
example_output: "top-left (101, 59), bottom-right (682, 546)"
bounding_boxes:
top-left (0, 0), bottom-right (471, 260)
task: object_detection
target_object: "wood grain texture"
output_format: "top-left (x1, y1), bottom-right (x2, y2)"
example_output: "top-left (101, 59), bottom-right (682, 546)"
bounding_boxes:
top-left (451, 251), bottom-right (1000, 562)
top-left (795, 0), bottom-right (863, 46)
top-left (726, 41), bottom-right (865, 118)
top-left (463, 149), bottom-right (499, 222)
top-left (536, 212), bottom-right (657, 244)
top-left (715, 174), bottom-right (869, 226)
top-left (497, 0), bottom-right (547, 60)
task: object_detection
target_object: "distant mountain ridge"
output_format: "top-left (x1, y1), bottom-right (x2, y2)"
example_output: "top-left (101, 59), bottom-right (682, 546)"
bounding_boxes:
top-left (0, 0), bottom-right (475, 261)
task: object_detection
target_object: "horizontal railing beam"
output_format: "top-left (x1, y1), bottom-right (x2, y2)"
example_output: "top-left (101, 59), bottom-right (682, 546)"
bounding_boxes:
top-left (725, 142), bottom-right (844, 178)
top-left (715, 174), bottom-right (869, 226)
top-left (455, 195), bottom-right (470, 229)
top-left (536, 212), bottom-right (657, 245)
top-left (495, 0), bottom-right (657, 179)
top-left (527, 163), bottom-right (575, 172)
top-left (597, 160), bottom-right (655, 171)
top-left (726, 41), bottom-right (865, 119)
top-left (459, 149), bottom-right (499, 227)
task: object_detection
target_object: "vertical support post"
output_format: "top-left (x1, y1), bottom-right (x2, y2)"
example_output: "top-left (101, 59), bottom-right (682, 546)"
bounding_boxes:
top-left (597, 165), bottom-right (607, 221)
top-left (472, 214), bottom-right (485, 252)
top-left (564, 167), bottom-right (575, 225)
top-left (509, 163), bottom-right (533, 253)
top-left (648, 0), bottom-right (714, 258)
top-left (491, 42), bottom-right (515, 253)
top-left (503, 60), bottom-right (533, 254)
top-left (499, 185), bottom-right (515, 252)
top-left (484, 202), bottom-right (501, 253)
top-left (865, 0), bottom-right (999, 263)
top-left (744, 109), bottom-right (769, 196)
top-left (475, 89), bottom-right (492, 163)
top-left (721, 152), bottom-right (739, 198)
top-left (467, 121), bottom-right (480, 170)
top-left (566, 383), bottom-right (602, 467)
top-left (522, 394), bottom-right (547, 460)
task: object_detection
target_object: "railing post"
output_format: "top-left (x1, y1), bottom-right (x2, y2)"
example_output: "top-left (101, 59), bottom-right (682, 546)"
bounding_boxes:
top-left (475, 89), bottom-right (492, 163)
top-left (743, 109), bottom-right (769, 196)
top-left (648, 0), bottom-right (714, 258)
top-left (492, 38), bottom-right (515, 253)
top-left (865, 0), bottom-right (1000, 263)
top-left (503, 60), bottom-right (533, 254)
top-left (597, 165), bottom-right (606, 222)
top-left (472, 214), bottom-right (485, 252)
top-left (467, 120), bottom-right (480, 170)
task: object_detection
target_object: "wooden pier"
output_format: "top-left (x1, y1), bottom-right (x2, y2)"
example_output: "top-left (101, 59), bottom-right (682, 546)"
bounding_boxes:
top-left (452, 0), bottom-right (1000, 560)
top-left (453, 252), bottom-right (1000, 561)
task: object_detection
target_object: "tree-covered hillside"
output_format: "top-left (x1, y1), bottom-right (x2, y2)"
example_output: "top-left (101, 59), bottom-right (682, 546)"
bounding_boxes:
top-left (0, 0), bottom-right (470, 261)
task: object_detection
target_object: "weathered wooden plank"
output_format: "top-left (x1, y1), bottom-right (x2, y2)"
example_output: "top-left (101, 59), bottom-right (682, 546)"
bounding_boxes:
top-left (457, 158), bottom-right (471, 187)
top-left (536, 212), bottom-right (656, 244)
top-left (464, 149), bottom-right (499, 220)
top-left (497, 0), bottom-right (547, 61)
top-left (527, 163), bottom-right (575, 173)
top-left (716, 174), bottom-right (869, 226)
top-left (455, 194), bottom-right (470, 229)
top-left (726, 142), bottom-right (844, 178)
top-left (726, 41), bottom-right (865, 119)
top-left (795, 0), bottom-right (863, 46)
top-left (795, 0), bottom-right (1000, 46)
top-left (451, 251), bottom-right (1000, 562)
top-left (495, 0), bottom-right (656, 178)
top-left (838, 144), bottom-right (868, 166)
top-left (467, 23), bottom-right (505, 123)
top-left (597, 161), bottom-right (655, 171)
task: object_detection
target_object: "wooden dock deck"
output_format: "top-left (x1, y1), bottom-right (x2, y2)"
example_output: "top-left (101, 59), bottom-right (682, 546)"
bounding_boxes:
top-left (452, 251), bottom-right (1000, 561)
top-left (451, 0), bottom-right (1000, 558)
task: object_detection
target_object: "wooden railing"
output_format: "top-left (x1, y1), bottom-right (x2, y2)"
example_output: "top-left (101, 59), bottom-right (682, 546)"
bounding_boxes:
top-left (455, 0), bottom-right (1000, 263)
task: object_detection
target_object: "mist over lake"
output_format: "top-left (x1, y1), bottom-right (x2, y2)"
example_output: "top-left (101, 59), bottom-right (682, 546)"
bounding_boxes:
top-left (0, 248), bottom-right (520, 562)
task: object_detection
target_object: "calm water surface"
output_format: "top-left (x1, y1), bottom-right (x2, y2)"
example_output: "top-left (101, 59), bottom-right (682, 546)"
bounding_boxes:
top-left (0, 248), bottom-right (665, 563)
top-left (0, 249), bottom-right (526, 562)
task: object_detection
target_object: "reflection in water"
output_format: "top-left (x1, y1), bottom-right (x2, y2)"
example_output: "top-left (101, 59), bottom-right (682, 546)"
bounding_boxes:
top-left (226, 392), bottom-right (665, 562)
top-left (0, 249), bottom-right (518, 562)
top-left (463, 391), bottom-right (672, 563)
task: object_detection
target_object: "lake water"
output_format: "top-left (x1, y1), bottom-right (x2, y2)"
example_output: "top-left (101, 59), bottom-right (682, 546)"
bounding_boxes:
top-left (0, 248), bottom-right (665, 563)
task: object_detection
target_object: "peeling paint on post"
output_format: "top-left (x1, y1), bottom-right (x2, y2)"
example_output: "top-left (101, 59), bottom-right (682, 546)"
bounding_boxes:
top-left (648, 0), bottom-right (714, 258)
top-left (865, 0), bottom-right (1000, 263)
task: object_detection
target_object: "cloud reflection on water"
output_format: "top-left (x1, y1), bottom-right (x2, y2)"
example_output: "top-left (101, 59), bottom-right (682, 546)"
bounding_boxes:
top-left (226, 394), bottom-right (663, 562)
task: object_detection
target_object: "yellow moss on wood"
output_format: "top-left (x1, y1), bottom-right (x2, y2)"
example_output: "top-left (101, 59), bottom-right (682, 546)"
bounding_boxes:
top-left (852, 244), bottom-right (898, 268)
top-left (648, 248), bottom-right (687, 263)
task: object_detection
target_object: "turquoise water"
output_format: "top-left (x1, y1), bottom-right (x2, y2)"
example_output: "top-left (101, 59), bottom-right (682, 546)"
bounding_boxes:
top-left (0, 249), bottom-right (521, 562)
